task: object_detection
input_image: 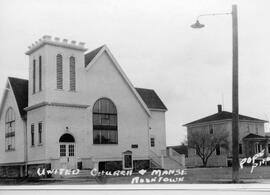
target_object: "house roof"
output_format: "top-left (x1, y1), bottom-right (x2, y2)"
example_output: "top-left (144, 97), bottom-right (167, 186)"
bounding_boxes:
top-left (84, 45), bottom-right (104, 67)
top-left (8, 77), bottom-right (28, 116)
top-left (135, 88), bottom-right (167, 110)
top-left (243, 133), bottom-right (268, 139)
top-left (184, 111), bottom-right (267, 126)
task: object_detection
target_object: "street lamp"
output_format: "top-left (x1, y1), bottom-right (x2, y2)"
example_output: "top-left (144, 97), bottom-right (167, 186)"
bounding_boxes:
top-left (191, 5), bottom-right (239, 183)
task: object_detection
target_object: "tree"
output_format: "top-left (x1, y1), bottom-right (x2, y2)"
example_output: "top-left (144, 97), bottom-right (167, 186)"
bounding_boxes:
top-left (188, 130), bottom-right (229, 167)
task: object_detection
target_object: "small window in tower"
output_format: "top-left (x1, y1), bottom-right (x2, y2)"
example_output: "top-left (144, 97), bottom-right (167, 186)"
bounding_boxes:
top-left (56, 54), bottom-right (63, 89)
top-left (33, 59), bottom-right (36, 94)
top-left (39, 56), bottom-right (42, 91)
top-left (69, 56), bottom-right (76, 91)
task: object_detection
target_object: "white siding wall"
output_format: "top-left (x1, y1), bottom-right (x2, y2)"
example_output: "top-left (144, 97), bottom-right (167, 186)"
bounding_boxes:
top-left (26, 49), bottom-right (155, 168)
top-left (0, 89), bottom-right (26, 163)
top-left (149, 110), bottom-right (166, 156)
top-left (27, 106), bottom-right (46, 163)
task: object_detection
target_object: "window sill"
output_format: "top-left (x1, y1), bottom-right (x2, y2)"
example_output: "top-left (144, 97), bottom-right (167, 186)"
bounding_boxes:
top-left (92, 143), bottom-right (118, 145)
top-left (5, 149), bottom-right (15, 152)
top-left (55, 88), bottom-right (64, 91)
top-left (69, 90), bottom-right (77, 92)
top-left (31, 145), bottom-right (35, 148)
top-left (32, 91), bottom-right (42, 95)
top-left (38, 143), bottom-right (43, 146)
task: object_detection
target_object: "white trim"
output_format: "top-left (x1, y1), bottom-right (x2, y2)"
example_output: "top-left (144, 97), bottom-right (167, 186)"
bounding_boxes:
top-left (150, 108), bottom-right (167, 112)
top-left (0, 88), bottom-right (9, 119)
top-left (25, 40), bottom-right (87, 55)
top-left (24, 101), bottom-right (90, 111)
top-left (85, 45), bottom-right (151, 116)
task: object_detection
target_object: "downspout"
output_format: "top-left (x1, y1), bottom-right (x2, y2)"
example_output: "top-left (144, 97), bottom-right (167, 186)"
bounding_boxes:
top-left (23, 115), bottom-right (28, 177)
top-left (147, 115), bottom-right (151, 164)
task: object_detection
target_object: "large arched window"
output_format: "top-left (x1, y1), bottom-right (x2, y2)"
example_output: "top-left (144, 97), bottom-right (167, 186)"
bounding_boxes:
top-left (5, 107), bottom-right (15, 151)
top-left (56, 54), bottom-right (63, 89)
top-left (93, 98), bottom-right (117, 144)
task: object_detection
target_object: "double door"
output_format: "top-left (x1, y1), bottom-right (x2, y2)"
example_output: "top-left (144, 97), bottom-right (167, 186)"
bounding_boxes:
top-left (60, 143), bottom-right (76, 169)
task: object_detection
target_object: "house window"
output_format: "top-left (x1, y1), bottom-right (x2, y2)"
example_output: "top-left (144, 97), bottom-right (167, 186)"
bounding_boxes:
top-left (38, 122), bottom-right (42, 144)
top-left (33, 59), bottom-right (36, 93)
top-left (215, 144), bottom-right (221, 155)
top-left (268, 144), bottom-right (270, 154)
top-left (255, 143), bottom-right (262, 153)
top-left (209, 125), bottom-right (214, 134)
top-left (69, 56), bottom-right (76, 91)
top-left (39, 56), bottom-right (42, 91)
top-left (56, 54), bottom-right (63, 89)
top-left (256, 125), bottom-right (259, 134)
top-left (195, 148), bottom-right (198, 155)
top-left (5, 108), bottom-right (15, 151)
top-left (31, 124), bottom-right (35, 146)
top-left (150, 138), bottom-right (155, 147)
top-left (239, 143), bottom-right (242, 154)
top-left (93, 98), bottom-right (117, 144)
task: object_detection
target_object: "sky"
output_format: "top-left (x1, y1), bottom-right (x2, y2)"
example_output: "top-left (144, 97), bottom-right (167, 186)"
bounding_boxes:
top-left (0, 0), bottom-right (270, 146)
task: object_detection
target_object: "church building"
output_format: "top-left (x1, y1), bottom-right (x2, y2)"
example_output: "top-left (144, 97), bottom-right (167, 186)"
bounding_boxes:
top-left (0, 35), bottom-right (178, 177)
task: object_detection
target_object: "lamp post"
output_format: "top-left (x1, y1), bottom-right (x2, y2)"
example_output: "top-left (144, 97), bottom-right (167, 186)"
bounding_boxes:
top-left (191, 4), bottom-right (239, 183)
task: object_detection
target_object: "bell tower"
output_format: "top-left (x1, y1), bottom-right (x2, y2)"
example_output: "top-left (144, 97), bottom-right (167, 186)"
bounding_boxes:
top-left (25, 35), bottom-right (87, 107)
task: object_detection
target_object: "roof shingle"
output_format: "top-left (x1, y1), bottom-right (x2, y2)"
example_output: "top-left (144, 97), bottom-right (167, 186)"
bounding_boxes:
top-left (8, 77), bottom-right (28, 116)
top-left (243, 133), bottom-right (268, 139)
top-left (184, 111), bottom-right (267, 126)
top-left (84, 45), bottom-right (104, 67)
top-left (135, 88), bottom-right (167, 110)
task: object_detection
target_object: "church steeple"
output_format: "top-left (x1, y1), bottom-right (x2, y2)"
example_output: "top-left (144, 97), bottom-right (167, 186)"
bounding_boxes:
top-left (25, 35), bottom-right (87, 107)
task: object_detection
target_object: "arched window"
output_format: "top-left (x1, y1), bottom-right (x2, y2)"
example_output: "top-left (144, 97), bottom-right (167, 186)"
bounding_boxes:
top-left (59, 133), bottom-right (75, 143)
top-left (56, 54), bottom-right (63, 89)
top-left (69, 56), bottom-right (76, 91)
top-left (93, 98), bottom-right (117, 144)
top-left (5, 107), bottom-right (15, 151)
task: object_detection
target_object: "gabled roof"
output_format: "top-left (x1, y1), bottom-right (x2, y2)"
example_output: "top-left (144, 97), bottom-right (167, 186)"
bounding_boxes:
top-left (84, 45), bottom-right (154, 116)
top-left (8, 77), bottom-right (28, 116)
top-left (135, 88), bottom-right (167, 110)
top-left (184, 111), bottom-right (267, 126)
top-left (243, 133), bottom-right (268, 139)
top-left (85, 46), bottom-right (104, 67)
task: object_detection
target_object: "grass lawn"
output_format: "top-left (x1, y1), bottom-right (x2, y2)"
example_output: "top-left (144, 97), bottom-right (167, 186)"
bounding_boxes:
top-left (100, 166), bottom-right (270, 184)
top-left (182, 166), bottom-right (270, 183)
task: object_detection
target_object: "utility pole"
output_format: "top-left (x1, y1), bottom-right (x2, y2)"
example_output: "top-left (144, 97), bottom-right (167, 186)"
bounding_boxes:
top-left (232, 4), bottom-right (239, 183)
top-left (191, 4), bottom-right (240, 183)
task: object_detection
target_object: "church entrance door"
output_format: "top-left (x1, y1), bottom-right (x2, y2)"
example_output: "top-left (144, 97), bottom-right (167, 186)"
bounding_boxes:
top-left (59, 133), bottom-right (77, 169)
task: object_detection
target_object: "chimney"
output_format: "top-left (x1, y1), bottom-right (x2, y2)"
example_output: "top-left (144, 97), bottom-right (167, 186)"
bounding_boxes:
top-left (218, 104), bottom-right (222, 113)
